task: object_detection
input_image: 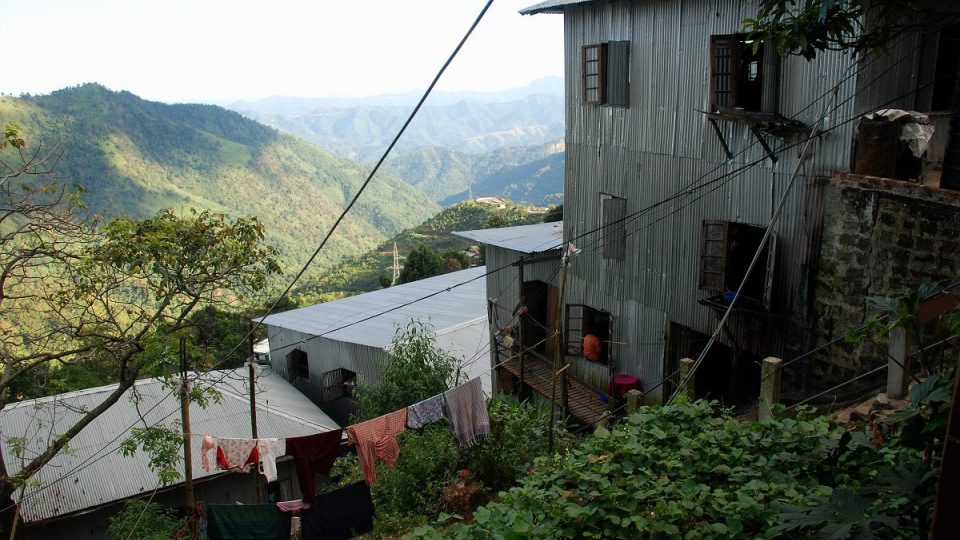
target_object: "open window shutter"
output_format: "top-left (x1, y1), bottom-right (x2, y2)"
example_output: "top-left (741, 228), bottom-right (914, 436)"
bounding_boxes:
top-left (763, 232), bottom-right (777, 311)
top-left (606, 41), bottom-right (630, 107)
top-left (602, 196), bottom-right (627, 259)
top-left (710, 35), bottom-right (738, 111)
top-left (566, 304), bottom-right (585, 355)
top-left (699, 220), bottom-right (728, 291)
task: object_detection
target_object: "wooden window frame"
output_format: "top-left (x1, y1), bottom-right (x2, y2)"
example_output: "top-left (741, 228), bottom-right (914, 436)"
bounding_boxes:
top-left (710, 34), bottom-right (766, 113)
top-left (698, 220), bottom-right (777, 311)
top-left (565, 304), bottom-right (613, 364)
top-left (583, 43), bottom-right (607, 105)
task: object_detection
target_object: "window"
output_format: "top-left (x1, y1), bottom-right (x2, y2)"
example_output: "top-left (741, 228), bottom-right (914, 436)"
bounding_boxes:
top-left (600, 194), bottom-right (626, 259)
top-left (710, 34), bottom-right (767, 113)
top-left (320, 367), bottom-right (357, 401)
top-left (931, 25), bottom-right (959, 111)
top-left (286, 349), bottom-right (309, 381)
top-left (698, 220), bottom-right (777, 311)
top-left (582, 41), bottom-right (630, 106)
top-left (566, 304), bottom-right (612, 363)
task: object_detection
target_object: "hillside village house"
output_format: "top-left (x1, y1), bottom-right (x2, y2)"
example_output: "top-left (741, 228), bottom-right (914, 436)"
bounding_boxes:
top-left (457, 0), bottom-right (960, 415)
top-left (0, 367), bottom-right (339, 540)
top-left (260, 266), bottom-right (491, 424)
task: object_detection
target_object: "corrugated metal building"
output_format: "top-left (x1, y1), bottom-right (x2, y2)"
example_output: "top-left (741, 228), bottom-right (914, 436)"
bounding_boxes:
top-left (1, 366), bottom-right (339, 540)
top-left (463, 0), bottom-right (956, 405)
top-left (261, 266), bottom-right (492, 423)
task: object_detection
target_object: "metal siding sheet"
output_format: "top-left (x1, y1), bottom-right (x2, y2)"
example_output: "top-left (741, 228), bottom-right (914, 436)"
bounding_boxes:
top-left (2, 368), bottom-right (338, 523)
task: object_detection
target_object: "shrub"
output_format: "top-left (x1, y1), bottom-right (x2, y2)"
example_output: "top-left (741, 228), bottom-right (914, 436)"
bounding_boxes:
top-left (106, 499), bottom-right (182, 540)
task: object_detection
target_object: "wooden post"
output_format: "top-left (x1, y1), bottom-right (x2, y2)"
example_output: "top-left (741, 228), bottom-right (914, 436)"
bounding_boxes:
top-left (678, 358), bottom-right (695, 400)
top-left (887, 327), bottom-right (911, 399)
top-left (486, 299), bottom-right (500, 395)
top-left (625, 389), bottom-right (642, 414)
top-left (560, 365), bottom-right (569, 419)
top-left (180, 338), bottom-right (195, 513)
top-left (759, 357), bottom-right (783, 422)
top-left (931, 359), bottom-right (960, 538)
top-left (548, 256), bottom-right (569, 453)
top-left (517, 260), bottom-right (526, 393)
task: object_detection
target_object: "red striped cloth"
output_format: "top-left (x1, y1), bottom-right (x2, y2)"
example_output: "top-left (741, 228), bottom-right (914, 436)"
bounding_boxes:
top-left (346, 409), bottom-right (407, 485)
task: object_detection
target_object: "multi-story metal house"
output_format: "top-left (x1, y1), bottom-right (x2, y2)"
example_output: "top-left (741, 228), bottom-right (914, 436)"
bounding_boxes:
top-left (459, 0), bottom-right (958, 414)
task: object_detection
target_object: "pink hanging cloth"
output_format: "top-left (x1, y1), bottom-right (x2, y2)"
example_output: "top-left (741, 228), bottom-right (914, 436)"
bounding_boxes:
top-left (346, 409), bottom-right (407, 485)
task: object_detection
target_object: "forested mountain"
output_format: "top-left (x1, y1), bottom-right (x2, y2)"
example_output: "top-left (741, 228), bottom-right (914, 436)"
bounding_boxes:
top-left (384, 139), bottom-right (565, 205)
top-left (229, 81), bottom-right (565, 162)
top-left (0, 84), bottom-right (438, 279)
top-left (292, 199), bottom-right (549, 303)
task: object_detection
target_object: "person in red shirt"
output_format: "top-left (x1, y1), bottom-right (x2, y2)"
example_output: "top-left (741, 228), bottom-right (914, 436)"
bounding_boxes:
top-left (583, 332), bottom-right (601, 362)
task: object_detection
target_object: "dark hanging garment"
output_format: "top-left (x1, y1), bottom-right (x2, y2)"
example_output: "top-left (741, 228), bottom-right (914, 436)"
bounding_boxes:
top-left (300, 481), bottom-right (375, 540)
top-left (285, 429), bottom-right (343, 501)
top-left (206, 504), bottom-right (290, 540)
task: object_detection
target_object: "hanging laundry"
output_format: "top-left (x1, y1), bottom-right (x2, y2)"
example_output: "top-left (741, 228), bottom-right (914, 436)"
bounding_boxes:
top-left (276, 499), bottom-right (310, 513)
top-left (443, 378), bottom-right (490, 447)
top-left (256, 438), bottom-right (281, 483)
top-left (346, 409), bottom-right (406, 485)
top-left (406, 393), bottom-right (445, 429)
top-left (206, 504), bottom-right (290, 540)
top-left (300, 482), bottom-right (374, 540)
top-left (200, 435), bottom-right (219, 472)
top-left (216, 438), bottom-right (259, 473)
top-left (285, 429), bottom-right (343, 502)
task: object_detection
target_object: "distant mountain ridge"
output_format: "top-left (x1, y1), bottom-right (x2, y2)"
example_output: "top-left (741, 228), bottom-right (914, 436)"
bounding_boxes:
top-left (228, 79), bottom-right (565, 161)
top-left (0, 83), bottom-right (438, 279)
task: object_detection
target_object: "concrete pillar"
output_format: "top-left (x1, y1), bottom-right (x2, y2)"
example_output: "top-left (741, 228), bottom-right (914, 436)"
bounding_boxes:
top-left (679, 357), bottom-right (695, 400)
top-left (759, 357), bottom-right (783, 422)
top-left (887, 327), bottom-right (912, 399)
top-left (625, 389), bottom-right (643, 414)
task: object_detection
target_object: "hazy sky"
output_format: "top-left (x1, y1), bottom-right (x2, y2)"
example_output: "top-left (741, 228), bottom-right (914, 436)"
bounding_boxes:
top-left (2, 0), bottom-right (564, 104)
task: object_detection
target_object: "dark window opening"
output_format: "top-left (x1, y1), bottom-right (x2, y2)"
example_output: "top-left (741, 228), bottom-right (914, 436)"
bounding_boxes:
top-left (699, 220), bottom-right (776, 311)
top-left (601, 193), bottom-right (627, 260)
top-left (566, 304), bottom-right (612, 364)
top-left (664, 321), bottom-right (761, 408)
top-left (286, 349), bottom-right (309, 381)
top-left (583, 41), bottom-right (630, 107)
top-left (520, 280), bottom-right (559, 358)
top-left (711, 34), bottom-right (766, 112)
top-left (931, 25), bottom-right (960, 111)
top-left (320, 367), bottom-right (357, 401)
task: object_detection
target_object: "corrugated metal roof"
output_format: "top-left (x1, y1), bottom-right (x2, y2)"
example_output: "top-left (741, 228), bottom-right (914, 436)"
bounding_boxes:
top-left (520, 0), bottom-right (597, 15)
top-left (454, 222), bottom-right (564, 254)
top-left (260, 267), bottom-right (489, 348)
top-left (0, 366), bottom-right (339, 523)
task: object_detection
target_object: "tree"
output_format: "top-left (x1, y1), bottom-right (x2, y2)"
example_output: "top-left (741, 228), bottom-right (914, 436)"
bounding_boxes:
top-left (744, 1), bottom-right (960, 185)
top-left (398, 245), bottom-right (443, 284)
top-left (356, 319), bottom-right (462, 420)
top-left (0, 125), bottom-right (281, 512)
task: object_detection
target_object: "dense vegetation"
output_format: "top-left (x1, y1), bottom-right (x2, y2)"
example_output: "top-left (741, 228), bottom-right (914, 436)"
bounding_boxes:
top-left (290, 200), bottom-right (548, 304)
top-left (0, 84), bottom-right (437, 283)
top-left (385, 140), bottom-right (564, 205)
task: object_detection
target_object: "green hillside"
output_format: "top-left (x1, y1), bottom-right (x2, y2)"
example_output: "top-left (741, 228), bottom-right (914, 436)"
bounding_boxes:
top-left (0, 84), bottom-right (438, 280)
top-left (291, 200), bottom-right (549, 303)
top-left (383, 139), bottom-right (565, 204)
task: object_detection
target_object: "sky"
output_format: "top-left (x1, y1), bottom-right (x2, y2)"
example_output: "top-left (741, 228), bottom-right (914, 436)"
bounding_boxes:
top-left (1, 0), bottom-right (564, 104)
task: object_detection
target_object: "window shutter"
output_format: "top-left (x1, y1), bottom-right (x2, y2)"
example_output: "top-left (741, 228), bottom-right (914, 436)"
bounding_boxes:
top-left (583, 44), bottom-right (607, 104)
top-left (566, 304), bottom-right (585, 355)
top-left (699, 220), bottom-right (728, 291)
top-left (606, 41), bottom-right (630, 107)
top-left (601, 195), bottom-right (627, 259)
top-left (710, 35), bottom-right (738, 111)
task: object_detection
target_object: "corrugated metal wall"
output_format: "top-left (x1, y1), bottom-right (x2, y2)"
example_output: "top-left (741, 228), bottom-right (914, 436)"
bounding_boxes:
top-left (556, 0), bottom-right (929, 401)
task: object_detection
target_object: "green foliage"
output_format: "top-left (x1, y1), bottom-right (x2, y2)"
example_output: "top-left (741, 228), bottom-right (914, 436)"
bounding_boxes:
top-left (409, 400), bottom-right (934, 539)
top-left (744, 1), bottom-right (942, 59)
top-left (439, 248), bottom-right (470, 273)
top-left (120, 425), bottom-right (184, 486)
top-left (398, 245), bottom-right (444, 284)
top-left (543, 204), bottom-right (563, 223)
top-left (107, 499), bottom-right (182, 540)
top-left (376, 425), bottom-right (462, 515)
top-left (356, 320), bottom-right (460, 420)
top-left (462, 396), bottom-right (570, 491)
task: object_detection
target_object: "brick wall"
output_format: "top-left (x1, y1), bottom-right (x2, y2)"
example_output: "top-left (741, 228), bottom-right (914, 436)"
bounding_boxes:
top-left (811, 173), bottom-right (960, 377)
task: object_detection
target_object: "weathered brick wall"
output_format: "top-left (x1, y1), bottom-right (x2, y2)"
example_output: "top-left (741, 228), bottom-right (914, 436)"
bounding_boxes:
top-left (811, 173), bottom-right (960, 378)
